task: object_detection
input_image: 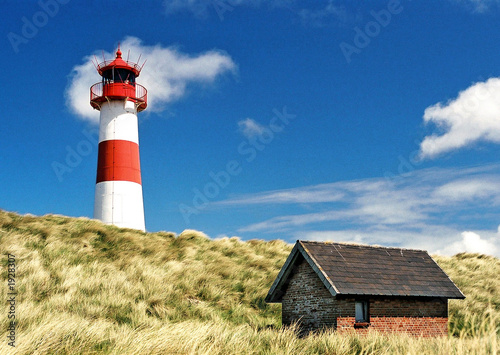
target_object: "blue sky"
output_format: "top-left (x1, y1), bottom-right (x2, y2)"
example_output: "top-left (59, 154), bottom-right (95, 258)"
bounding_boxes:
top-left (2, 0), bottom-right (500, 256)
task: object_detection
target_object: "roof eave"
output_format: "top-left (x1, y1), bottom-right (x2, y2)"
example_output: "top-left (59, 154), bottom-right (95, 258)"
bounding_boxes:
top-left (265, 242), bottom-right (301, 303)
top-left (298, 241), bottom-right (339, 298)
top-left (428, 253), bottom-right (466, 300)
top-left (265, 241), bottom-right (340, 303)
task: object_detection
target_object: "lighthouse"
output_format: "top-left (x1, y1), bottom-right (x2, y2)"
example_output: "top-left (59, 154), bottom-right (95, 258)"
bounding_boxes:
top-left (90, 46), bottom-right (147, 231)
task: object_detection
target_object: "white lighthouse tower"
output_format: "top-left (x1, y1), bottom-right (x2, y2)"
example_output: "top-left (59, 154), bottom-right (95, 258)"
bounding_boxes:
top-left (90, 46), bottom-right (147, 231)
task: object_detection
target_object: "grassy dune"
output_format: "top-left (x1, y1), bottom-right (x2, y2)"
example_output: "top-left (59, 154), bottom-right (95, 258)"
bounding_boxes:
top-left (0, 209), bottom-right (498, 354)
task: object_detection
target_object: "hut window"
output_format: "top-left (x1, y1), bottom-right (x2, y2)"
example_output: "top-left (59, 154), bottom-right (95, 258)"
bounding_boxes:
top-left (355, 301), bottom-right (369, 323)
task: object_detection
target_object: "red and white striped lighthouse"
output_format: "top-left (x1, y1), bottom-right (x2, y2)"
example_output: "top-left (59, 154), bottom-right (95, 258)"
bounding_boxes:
top-left (90, 46), bottom-right (147, 231)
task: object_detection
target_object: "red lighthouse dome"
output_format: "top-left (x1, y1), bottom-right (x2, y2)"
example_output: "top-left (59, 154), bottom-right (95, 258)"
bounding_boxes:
top-left (90, 46), bottom-right (147, 112)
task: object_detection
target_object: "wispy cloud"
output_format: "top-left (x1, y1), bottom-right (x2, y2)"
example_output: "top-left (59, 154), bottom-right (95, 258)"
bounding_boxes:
top-left (163, 0), bottom-right (291, 18)
top-left (164, 0), bottom-right (215, 18)
top-left (419, 78), bottom-right (500, 159)
top-left (163, 0), bottom-right (349, 26)
top-left (232, 180), bottom-right (430, 232)
top-left (433, 178), bottom-right (500, 202)
top-left (238, 118), bottom-right (266, 139)
top-left (215, 164), bottom-right (500, 256)
top-left (451, 0), bottom-right (500, 13)
top-left (297, 1), bottom-right (348, 27)
top-left (163, 0), bottom-right (499, 24)
top-left (220, 182), bottom-right (346, 204)
top-left (66, 36), bottom-right (236, 124)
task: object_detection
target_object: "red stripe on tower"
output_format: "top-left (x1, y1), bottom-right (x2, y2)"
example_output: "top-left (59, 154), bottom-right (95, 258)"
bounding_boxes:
top-left (96, 140), bottom-right (142, 184)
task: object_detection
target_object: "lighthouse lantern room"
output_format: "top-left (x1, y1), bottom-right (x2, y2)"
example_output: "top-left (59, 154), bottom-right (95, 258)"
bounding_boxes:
top-left (90, 46), bottom-right (147, 231)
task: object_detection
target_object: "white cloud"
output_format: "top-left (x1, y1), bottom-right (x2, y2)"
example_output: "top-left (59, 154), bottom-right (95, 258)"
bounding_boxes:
top-left (419, 78), bottom-right (500, 159)
top-left (65, 59), bottom-right (98, 122)
top-left (214, 164), bottom-right (500, 256)
top-left (66, 36), bottom-right (236, 124)
top-left (440, 231), bottom-right (499, 256)
top-left (434, 178), bottom-right (500, 203)
top-left (238, 118), bottom-right (266, 139)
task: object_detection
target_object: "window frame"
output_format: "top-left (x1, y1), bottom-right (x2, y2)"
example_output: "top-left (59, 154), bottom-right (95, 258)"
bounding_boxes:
top-left (354, 300), bottom-right (370, 325)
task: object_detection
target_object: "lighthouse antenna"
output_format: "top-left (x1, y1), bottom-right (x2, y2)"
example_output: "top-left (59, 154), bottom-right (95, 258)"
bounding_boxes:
top-left (101, 50), bottom-right (106, 64)
top-left (140, 58), bottom-right (147, 71)
top-left (126, 49), bottom-right (130, 63)
top-left (92, 55), bottom-right (99, 71)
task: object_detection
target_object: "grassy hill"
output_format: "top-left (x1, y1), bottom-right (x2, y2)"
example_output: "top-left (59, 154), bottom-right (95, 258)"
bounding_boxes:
top-left (0, 209), bottom-right (498, 354)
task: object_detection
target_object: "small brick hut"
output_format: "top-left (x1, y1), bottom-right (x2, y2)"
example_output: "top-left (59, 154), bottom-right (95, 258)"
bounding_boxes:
top-left (266, 241), bottom-right (465, 336)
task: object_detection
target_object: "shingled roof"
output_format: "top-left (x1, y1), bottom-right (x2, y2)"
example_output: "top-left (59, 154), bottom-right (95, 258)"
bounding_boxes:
top-left (266, 241), bottom-right (465, 302)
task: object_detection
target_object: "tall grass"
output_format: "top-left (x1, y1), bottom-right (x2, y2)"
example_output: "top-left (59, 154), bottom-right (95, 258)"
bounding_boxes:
top-left (0, 209), bottom-right (498, 354)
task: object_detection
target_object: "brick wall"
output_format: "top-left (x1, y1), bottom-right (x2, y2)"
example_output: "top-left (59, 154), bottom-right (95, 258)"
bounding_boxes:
top-left (337, 316), bottom-right (448, 337)
top-left (281, 256), bottom-right (449, 336)
top-left (282, 255), bottom-right (351, 331)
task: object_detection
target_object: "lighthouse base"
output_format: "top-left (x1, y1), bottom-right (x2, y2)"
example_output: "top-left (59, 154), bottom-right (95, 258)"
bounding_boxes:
top-left (94, 181), bottom-right (145, 231)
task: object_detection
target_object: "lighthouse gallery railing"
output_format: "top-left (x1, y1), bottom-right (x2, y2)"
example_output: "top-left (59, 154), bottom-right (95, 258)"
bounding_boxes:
top-left (90, 82), bottom-right (147, 105)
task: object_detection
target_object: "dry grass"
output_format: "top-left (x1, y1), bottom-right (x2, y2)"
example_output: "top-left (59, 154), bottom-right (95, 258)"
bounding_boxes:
top-left (0, 209), bottom-right (498, 354)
